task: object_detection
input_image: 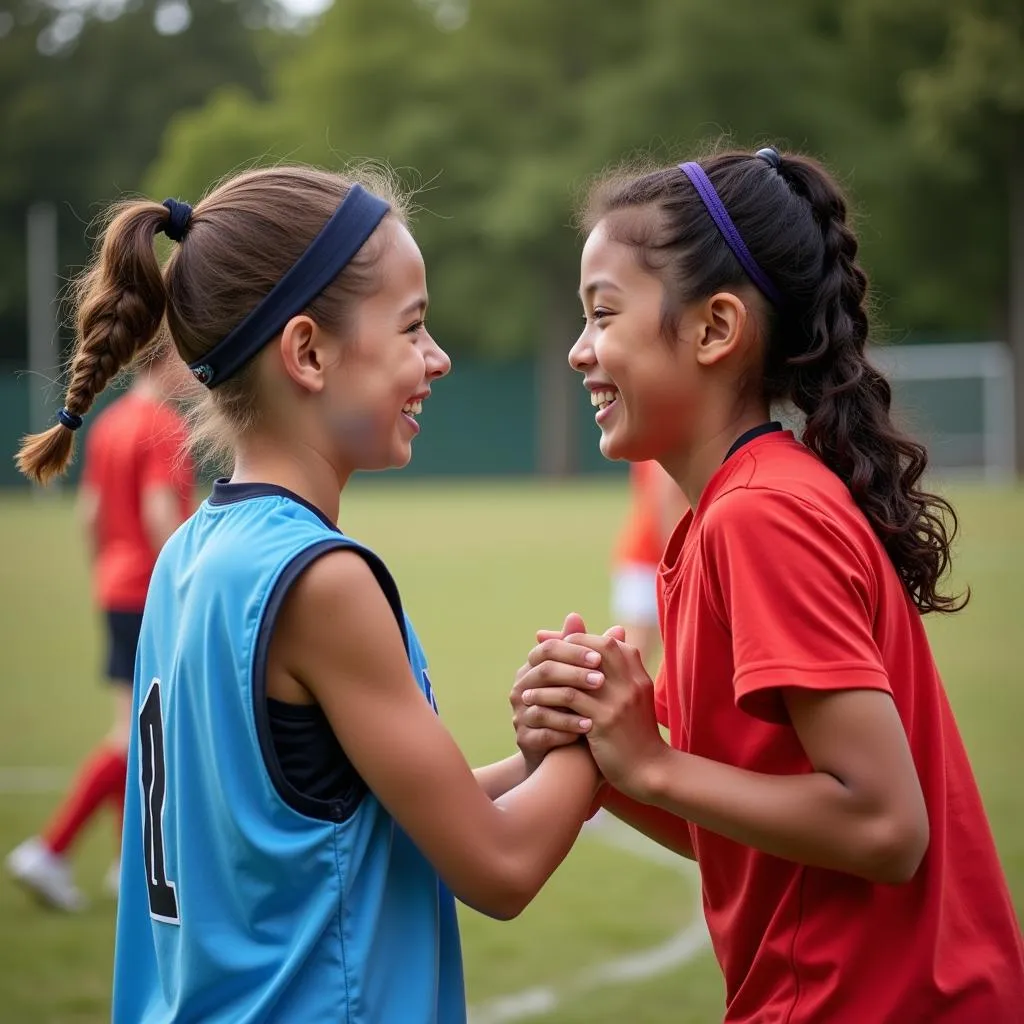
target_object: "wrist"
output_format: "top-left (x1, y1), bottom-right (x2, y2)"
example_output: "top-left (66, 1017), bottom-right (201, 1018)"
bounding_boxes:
top-left (509, 750), bottom-right (530, 783)
top-left (548, 741), bottom-right (601, 782)
top-left (521, 749), bottom-right (543, 776)
top-left (624, 741), bottom-right (674, 805)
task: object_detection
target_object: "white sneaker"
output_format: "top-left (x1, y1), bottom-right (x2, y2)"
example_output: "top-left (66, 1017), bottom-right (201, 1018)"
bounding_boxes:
top-left (5, 837), bottom-right (86, 913)
top-left (103, 860), bottom-right (120, 899)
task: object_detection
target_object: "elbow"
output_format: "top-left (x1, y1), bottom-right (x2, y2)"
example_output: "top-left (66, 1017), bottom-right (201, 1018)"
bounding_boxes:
top-left (479, 870), bottom-right (537, 922)
top-left (460, 855), bottom-right (539, 922)
top-left (860, 810), bottom-right (930, 885)
top-left (479, 893), bottom-right (530, 922)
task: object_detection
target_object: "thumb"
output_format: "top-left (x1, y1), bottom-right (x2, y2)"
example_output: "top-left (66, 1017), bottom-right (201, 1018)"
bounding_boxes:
top-left (536, 611), bottom-right (588, 643)
top-left (604, 624), bottom-right (627, 642)
top-left (562, 612), bottom-right (587, 637)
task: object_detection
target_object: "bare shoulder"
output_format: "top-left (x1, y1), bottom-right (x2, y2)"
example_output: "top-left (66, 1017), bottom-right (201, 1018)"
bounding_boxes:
top-left (287, 544), bottom-right (380, 609)
top-left (283, 546), bottom-right (397, 642)
top-left (275, 545), bottom-right (408, 687)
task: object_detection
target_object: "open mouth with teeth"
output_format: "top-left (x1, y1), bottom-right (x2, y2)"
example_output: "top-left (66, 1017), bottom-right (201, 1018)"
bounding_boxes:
top-left (590, 388), bottom-right (620, 413)
top-left (400, 396), bottom-right (425, 434)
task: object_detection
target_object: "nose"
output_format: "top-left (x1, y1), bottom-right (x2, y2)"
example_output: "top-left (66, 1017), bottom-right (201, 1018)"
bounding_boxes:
top-left (424, 331), bottom-right (452, 380)
top-left (568, 327), bottom-right (594, 374)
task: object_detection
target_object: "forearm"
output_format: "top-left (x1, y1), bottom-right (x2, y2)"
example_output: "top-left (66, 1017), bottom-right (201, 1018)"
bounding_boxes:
top-left (474, 753), bottom-right (527, 799)
top-left (488, 745), bottom-right (601, 908)
top-left (602, 785), bottom-right (695, 860)
top-left (638, 746), bottom-right (909, 881)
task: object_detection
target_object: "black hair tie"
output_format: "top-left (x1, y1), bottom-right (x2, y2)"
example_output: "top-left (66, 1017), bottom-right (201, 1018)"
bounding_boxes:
top-left (161, 198), bottom-right (193, 243)
top-left (57, 407), bottom-right (83, 431)
top-left (755, 147), bottom-right (782, 170)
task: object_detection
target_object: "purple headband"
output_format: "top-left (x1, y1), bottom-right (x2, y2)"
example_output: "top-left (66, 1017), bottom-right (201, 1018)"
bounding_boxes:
top-left (678, 161), bottom-right (783, 306)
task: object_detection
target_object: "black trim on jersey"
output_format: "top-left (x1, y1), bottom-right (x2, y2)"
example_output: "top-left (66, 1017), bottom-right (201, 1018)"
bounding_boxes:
top-left (723, 421), bottom-right (783, 463)
top-left (209, 479), bottom-right (340, 534)
top-left (252, 541), bottom-right (412, 821)
top-left (212, 480), bottom-right (411, 821)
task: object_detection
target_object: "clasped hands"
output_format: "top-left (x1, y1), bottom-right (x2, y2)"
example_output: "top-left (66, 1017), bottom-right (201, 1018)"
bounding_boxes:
top-left (509, 612), bottom-right (667, 799)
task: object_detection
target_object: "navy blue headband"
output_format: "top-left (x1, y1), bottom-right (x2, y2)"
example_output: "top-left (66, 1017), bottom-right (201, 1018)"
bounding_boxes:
top-left (189, 184), bottom-right (391, 388)
top-left (678, 162), bottom-right (783, 306)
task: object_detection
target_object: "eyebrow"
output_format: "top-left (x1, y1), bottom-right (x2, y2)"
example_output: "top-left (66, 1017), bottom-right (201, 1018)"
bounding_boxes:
top-left (579, 279), bottom-right (621, 301)
top-left (399, 297), bottom-right (428, 318)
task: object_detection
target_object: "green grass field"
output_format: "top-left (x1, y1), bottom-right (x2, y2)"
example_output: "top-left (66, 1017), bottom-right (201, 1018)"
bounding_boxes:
top-left (0, 479), bottom-right (1021, 1023)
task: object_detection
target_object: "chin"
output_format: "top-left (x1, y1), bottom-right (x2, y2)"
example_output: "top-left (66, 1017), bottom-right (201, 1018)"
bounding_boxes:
top-left (389, 443), bottom-right (414, 469)
top-left (600, 427), bottom-right (658, 464)
top-left (598, 428), bottom-right (634, 463)
top-left (349, 444), bottom-right (411, 473)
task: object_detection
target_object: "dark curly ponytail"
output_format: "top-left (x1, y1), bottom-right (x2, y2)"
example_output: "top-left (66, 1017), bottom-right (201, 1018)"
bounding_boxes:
top-left (771, 157), bottom-right (964, 613)
top-left (584, 149), bottom-right (965, 614)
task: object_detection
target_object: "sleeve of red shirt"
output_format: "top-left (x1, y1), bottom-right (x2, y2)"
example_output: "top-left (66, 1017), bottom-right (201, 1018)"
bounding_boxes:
top-left (653, 663), bottom-right (670, 729)
top-left (653, 571), bottom-right (670, 728)
top-left (141, 409), bottom-right (193, 499)
top-left (702, 486), bottom-right (892, 725)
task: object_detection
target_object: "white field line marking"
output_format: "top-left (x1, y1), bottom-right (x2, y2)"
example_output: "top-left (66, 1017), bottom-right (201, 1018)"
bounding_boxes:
top-left (0, 770), bottom-right (712, 1020)
top-left (468, 811), bottom-right (709, 1024)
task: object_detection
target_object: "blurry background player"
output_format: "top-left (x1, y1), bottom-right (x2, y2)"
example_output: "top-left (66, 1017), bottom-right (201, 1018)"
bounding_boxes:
top-left (611, 460), bottom-right (686, 666)
top-left (6, 343), bottom-right (194, 911)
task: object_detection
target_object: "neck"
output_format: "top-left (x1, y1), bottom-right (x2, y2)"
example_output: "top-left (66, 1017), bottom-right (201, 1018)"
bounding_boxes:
top-left (230, 437), bottom-right (349, 526)
top-left (659, 403), bottom-right (772, 510)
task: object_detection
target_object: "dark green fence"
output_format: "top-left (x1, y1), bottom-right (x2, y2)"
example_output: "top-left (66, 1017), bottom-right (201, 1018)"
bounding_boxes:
top-left (3, 342), bottom-right (1005, 488)
top-left (0, 359), bottom-right (624, 488)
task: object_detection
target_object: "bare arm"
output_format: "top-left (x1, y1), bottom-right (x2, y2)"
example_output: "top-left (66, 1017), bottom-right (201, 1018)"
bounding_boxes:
top-left (474, 754), bottom-right (528, 799)
top-left (634, 689), bottom-right (927, 882)
top-left (601, 785), bottom-right (696, 861)
top-left (142, 484), bottom-right (189, 551)
top-left (521, 637), bottom-right (929, 885)
top-left (275, 550), bottom-right (601, 920)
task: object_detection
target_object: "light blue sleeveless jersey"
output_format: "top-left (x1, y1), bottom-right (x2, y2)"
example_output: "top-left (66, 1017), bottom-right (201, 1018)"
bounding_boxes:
top-left (113, 481), bottom-right (465, 1023)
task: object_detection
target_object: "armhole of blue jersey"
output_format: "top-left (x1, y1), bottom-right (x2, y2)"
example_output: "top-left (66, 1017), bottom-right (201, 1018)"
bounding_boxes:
top-left (252, 538), bottom-right (410, 821)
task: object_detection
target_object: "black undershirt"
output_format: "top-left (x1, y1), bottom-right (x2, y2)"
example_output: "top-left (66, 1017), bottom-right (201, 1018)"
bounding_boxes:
top-left (267, 698), bottom-right (364, 806)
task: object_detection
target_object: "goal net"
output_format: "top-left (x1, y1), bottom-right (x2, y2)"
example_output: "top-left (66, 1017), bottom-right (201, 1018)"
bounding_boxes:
top-left (873, 342), bottom-right (1015, 482)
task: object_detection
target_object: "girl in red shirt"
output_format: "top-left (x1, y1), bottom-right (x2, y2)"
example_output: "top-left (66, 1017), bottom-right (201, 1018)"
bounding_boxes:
top-left (513, 148), bottom-right (1024, 1021)
top-left (7, 347), bottom-right (194, 911)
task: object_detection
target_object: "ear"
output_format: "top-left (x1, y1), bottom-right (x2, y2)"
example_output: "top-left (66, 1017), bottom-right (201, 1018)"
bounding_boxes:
top-left (689, 291), bottom-right (748, 368)
top-left (277, 315), bottom-right (329, 393)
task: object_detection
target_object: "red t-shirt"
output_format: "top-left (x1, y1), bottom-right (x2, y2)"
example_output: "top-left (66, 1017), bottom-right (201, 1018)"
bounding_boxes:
top-left (81, 392), bottom-right (193, 612)
top-left (656, 430), bottom-right (1024, 1023)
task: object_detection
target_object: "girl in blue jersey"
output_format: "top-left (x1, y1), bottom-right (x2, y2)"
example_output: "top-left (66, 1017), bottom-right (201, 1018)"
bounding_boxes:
top-left (18, 166), bottom-right (602, 1023)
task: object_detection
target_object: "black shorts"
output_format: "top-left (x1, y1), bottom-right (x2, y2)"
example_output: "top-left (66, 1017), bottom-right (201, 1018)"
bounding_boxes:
top-left (105, 610), bottom-right (144, 686)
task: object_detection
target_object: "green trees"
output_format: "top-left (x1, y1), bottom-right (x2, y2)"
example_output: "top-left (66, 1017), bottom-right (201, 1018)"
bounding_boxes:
top-left (0, 0), bottom-right (272, 360)
top-left (858, 0), bottom-right (1024, 466)
top-left (4, 0), bottom-right (1022, 468)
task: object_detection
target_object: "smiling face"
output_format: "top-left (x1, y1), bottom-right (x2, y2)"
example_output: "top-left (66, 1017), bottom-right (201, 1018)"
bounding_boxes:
top-left (318, 219), bottom-right (451, 471)
top-left (570, 219), bottom-right (702, 465)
